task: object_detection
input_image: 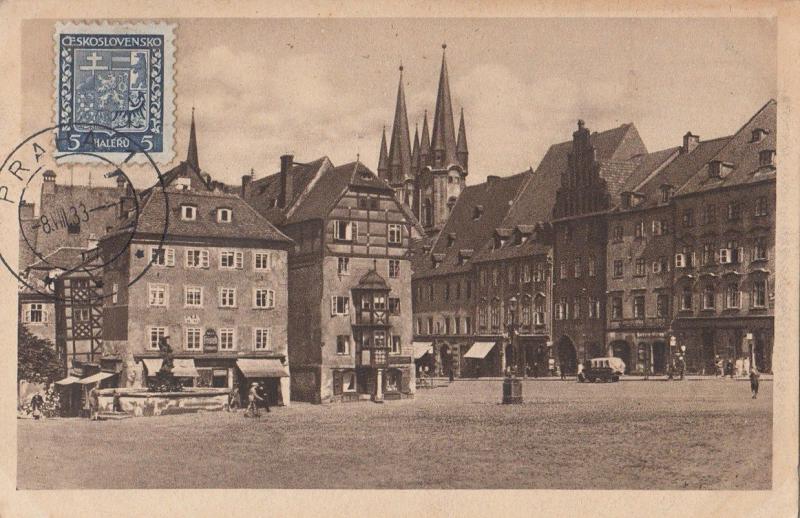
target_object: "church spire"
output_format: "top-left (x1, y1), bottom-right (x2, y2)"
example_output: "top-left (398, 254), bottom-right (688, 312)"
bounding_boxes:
top-left (187, 107), bottom-right (199, 171)
top-left (377, 126), bottom-right (389, 180)
top-left (411, 123), bottom-right (420, 171)
top-left (387, 64), bottom-right (412, 186)
top-left (419, 110), bottom-right (431, 166)
top-left (430, 44), bottom-right (458, 169)
top-left (456, 107), bottom-right (468, 172)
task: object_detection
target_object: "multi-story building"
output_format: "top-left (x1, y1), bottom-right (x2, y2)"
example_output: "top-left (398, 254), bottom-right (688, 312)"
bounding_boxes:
top-left (550, 120), bottom-right (649, 372)
top-left (471, 172), bottom-right (555, 377)
top-left (378, 45), bottom-right (468, 235)
top-left (605, 133), bottom-right (730, 373)
top-left (100, 120), bottom-right (295, 405)
top-left (671, 100), bottom-right (776, 373)
top-left (411, 172), bottom-right (528, 377)
top-left (242, 155), bottom-right (419, 403)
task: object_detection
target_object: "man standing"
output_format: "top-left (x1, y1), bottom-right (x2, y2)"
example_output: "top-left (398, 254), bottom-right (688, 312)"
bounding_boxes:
top-left (30, 393), bottom-right (44, 420)
top-left (258, 382), bottom-right (271, 413)
top-left (247, 382), bottom-right (263, 418)
top-left (88, 386), bottom-right (100, 421)
top-left (228, 385), bottom-right (240, 411)
top-left (749, 367), bottom-right (760, 399)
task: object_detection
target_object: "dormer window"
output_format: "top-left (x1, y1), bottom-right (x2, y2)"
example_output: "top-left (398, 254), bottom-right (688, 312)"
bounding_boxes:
top-left (759, 149), bottom-right (775, 167)
top-left (181, 205), bottom-right (197, 221)
top-left (708, 161), bottom-right (721, 179)
top-left (660, 185), bottom-right (673, 204)
top-left (175, 178), bottom-right (191, 191)
top-left (446, 233), bottom-right (456, 248)
top-left (621, 193), bottom-right (632, 209)
top-left (751, 128), bottom-right (768, 143)
top-left (472, 205), bottom-right (484, 220)
top-left (217, 208), bottom-right (232, 223)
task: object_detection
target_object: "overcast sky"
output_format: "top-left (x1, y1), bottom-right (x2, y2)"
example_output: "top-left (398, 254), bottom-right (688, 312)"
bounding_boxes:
top-left (24, 17), bottom-right (776, 187)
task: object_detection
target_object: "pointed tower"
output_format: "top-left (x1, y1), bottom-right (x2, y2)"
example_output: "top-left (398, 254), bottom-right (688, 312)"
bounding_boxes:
top-left (419, 110), bottom-right (431, 168)
top-left (430, 44), bottom-right (458, 170)
top-left (387, 65), bottom-right (412, 188)
top-left (411, 124), bottom-right (420, 172)
top-left (187, 107), bottom-right (199, 171)
top-left (377, 126), bottom-right (389, 181)
top-left (456, 107), bottom-right (468, 173)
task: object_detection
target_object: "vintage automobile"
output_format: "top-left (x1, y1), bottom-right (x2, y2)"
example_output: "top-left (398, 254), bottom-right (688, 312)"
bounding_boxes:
top-left (578, 357), bottom-right (626, 383)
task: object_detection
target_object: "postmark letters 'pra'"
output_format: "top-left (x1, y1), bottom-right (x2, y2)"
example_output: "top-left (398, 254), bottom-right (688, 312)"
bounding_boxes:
top-left (54, 22), bottom-right (175, 164)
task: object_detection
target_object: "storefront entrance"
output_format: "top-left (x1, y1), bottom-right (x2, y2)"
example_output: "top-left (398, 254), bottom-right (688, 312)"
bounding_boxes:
top-left (652, 341), bottom-right (668, 374)
top-left (609, 340), bottom-right (632, 373)
top-left (557, 337), bottom-right (577, 375)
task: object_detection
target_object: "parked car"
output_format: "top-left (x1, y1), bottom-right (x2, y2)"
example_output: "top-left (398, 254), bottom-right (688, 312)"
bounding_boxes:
top-left (578, 357), bottom-right (625, 383)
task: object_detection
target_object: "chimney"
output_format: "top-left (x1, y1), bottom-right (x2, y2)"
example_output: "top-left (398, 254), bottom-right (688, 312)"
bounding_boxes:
top-left (279, 154), bottom-right (294, 208)
top-left (486, 175), bottom-right (500, 186)
top-left (241, 171), bottom-right (253, 199)
top-left (683, 132), bottom-right (700, 154)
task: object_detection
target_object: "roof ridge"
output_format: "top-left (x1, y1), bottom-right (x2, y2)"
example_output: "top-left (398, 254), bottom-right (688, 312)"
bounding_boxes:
top-left (698, 100), bottom-right (775, 168)
top-left (284, 156), bottom-right (332, 220)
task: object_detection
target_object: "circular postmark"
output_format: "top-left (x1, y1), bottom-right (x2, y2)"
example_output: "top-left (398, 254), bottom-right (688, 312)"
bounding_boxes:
top-left (1, 123), bottom-right (170, 303)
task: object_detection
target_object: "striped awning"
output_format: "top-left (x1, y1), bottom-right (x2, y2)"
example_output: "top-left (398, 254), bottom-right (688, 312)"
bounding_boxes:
top-left (237, 359), bottom-right (289, 378)
top-left (412, 342), bottom-right (433, 360)
top-left (464, 341), bottom-right (496, 359)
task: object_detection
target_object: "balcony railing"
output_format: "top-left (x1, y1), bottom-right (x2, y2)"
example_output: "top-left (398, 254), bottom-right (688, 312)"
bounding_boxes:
top-left (607, 316), bottom-right (669, 330)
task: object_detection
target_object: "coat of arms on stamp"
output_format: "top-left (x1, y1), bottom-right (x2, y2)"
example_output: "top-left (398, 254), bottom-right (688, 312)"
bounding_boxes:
top-left (54, 23), bottom-right (175, 163)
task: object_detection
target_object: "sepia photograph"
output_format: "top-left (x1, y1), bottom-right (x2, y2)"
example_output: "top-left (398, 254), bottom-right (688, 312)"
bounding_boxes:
top-left (1, 5), bottom-right (797, 517)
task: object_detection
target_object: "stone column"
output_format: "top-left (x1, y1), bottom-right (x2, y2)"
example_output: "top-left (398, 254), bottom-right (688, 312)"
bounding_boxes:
top-left (374, 369), bottom-right (384, 402)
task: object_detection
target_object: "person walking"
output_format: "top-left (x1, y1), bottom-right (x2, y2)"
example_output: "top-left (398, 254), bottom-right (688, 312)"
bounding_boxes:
top-left (30, 393), bottom-right (44, 420)
top-left (112, 391), bottom-right (122, 413)
top-left (88, 385), bottom-right (100, 421)
top-left (228, 385), bottom-right (240, 411)
top-left (749, 367), bottom-right (760, 399)
top-left (576, 361), bottom-right (585, 382)
top-left (246, 382), bottom-right (263, 418)
top-left (258, 382), bottom-right (271, 413)
top-left (560, 360), bottom-right (567, 381)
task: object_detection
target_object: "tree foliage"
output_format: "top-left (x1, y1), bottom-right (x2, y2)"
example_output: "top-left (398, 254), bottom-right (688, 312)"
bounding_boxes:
top-left (18, 324), bottom-right (63, 385)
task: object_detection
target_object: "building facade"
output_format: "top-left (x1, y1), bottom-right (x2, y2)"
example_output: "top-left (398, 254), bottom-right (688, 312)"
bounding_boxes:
top-left (243, 156), bottom-right (418, 403)
top-left (100, 122), bottom-right (294, 405)
top-left (671, 100), bottom-right (776, 374)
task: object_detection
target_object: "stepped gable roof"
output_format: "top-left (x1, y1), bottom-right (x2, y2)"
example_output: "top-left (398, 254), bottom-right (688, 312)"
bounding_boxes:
top-left (113, 188), bottom-right (291, 244)
top-left (413, 171), bottom-right (528, 279)
top-left (676, 100), bottom-right (776, 196)
top-left (285, 161), bottom-right (391, 224)
top-left (244, 157), bottom-right (330, 223)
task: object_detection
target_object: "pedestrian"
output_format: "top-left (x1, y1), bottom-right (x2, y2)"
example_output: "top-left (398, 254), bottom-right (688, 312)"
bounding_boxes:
top-left (258, 382), bottom-right (271, 413)
top-left (560, 361), bottom-right (567, 381)
top-left (448, 368), bottom-right (454, 383)
top-left (577, 361), bottom-right (585, 382)
top-left (246, 382), bottom-right (263, 418)
top-left (548, 357), bottom-right (555, 376)
top-left (88, 385), bottom-right (99, 421)
top-left (749, 367), bottom-right (760, 399)
top-left (679, 356), bottom-right (686, 380)
top-left (30, 393), bottom-right (44, 420)
top-left (228, 385), bottom-right (240, 411)
top-left (112, 391), bottom-right (122, 412)
top-left (532, 362), bottom-right (538, 378)
top-left (715, 355), bottom-right (723, 377)
top-left (726, 358), bottom-right (734, 378)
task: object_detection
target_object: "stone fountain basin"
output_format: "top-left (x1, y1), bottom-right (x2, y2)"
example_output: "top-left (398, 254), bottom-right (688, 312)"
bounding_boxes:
top-left (95, 387), bottom-right (229, 417)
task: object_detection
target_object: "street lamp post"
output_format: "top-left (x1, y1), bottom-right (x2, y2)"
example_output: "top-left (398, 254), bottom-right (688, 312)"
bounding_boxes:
top-left (508, 296), bottom-right (518, 376)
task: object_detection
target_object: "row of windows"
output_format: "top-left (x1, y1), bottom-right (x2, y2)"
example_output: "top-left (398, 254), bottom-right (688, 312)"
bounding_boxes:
top-left (335, 333), bottom-right (402, 355)
top-left (332, 220), bottom-right (403, 244)
top-left (675, 280), bottom-right (769, 311)
top-left (611, 242), bottom-right (769, 278)
top-left (147, 284), bottom-right (276, 309)
top-left (558, 257), bottom-right (597, 280)
top-left (554, 298), bottom-right (602, 321)
top-left (337, 257), bottom-right (401, 279)
top-left (612, 219), bottom-right (671, 241)
top-left (147, 326), bottom-right (272, 351)
top-left (179, 205), bottom-right (233, 223)
top-left (479, 263), bottom-right (548, 287)
top-left (680, 196), bottom-right (770, 228)
top-left (330, 296), bottom-right (401, 316)
top-left (608, 294), bottom-right (671, 320)
top-left (149, 247), bottom-right (279, 271)
top-left (477, 299), bottom-right (547, 328)
top-left (417, 316), bottom-right (474, 336)
top-left (415, 279), bottom-right (473, 303)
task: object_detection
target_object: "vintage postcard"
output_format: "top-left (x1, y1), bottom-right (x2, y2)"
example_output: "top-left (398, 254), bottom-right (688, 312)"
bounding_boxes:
top-left (0, 2), bottom-right (797, 518)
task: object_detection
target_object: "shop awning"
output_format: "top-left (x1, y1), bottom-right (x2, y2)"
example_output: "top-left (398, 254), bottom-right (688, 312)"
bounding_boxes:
top-left (464, 341), bottom-right (496, 359)
top-left (237, 359), bottom-right (289, 378)
top-left (141, 358), bottom-right (163, 375)
top-left (55, 375), bottom-right (81, 386)
top-left (78, 371), bottom-right (116, 385)
top-left (172, 359), bottom-right (199, 378)
top-left (412, 341), bottom-right (433, 360)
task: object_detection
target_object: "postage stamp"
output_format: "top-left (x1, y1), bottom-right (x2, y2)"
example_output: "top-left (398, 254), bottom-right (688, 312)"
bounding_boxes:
top-left (53, 22), bottom-right (175, 164)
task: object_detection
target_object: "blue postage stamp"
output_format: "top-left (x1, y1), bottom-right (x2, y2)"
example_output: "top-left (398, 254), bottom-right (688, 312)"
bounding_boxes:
top-left (54, 23), bottom-right (175, 163)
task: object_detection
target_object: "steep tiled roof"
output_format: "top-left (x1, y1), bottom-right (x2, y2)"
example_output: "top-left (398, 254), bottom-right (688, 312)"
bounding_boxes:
top-left (285, 161), bottom-right (392, 224)
top-left (618, 147), bottom-right (681, 196)
top-left (412, 171), bottom-right (529, 278)
top-left (676, 100), bottom-right (776, 196)
top-left (116, 189), bottom-right (292, 244)
top-left (244, 157), bottom-right (330, 224)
